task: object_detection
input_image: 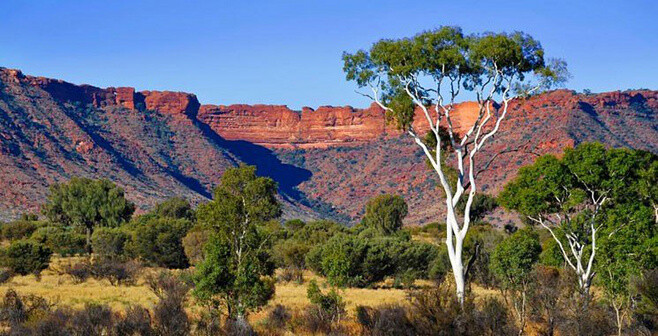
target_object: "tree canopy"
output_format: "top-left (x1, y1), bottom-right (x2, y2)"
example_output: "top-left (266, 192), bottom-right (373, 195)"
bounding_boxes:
top-left (361, 194), bottom-right (409, 235)
top-left (193, 165), bottom-right (280, 319)
top-left (43, 177), bottom-right (135, 251)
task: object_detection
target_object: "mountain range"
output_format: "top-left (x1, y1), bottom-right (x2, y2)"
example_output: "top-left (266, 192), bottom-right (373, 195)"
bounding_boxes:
top-left (1, 67), bottom-right (656, 225)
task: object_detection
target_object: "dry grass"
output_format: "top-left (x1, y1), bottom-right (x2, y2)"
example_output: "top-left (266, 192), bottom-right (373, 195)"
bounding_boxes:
top-left (0, 257), bottom-right (500, 329)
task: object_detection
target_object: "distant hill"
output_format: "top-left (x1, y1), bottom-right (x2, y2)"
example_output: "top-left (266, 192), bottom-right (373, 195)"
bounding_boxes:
top-left (1, 68), bottom-right (656, 225)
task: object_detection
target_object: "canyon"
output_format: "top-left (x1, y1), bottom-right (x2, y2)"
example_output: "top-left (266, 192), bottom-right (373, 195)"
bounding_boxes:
top-left (1, 67), bottom-right (657, 225)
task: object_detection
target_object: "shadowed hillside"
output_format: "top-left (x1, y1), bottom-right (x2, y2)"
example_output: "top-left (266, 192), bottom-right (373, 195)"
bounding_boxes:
top-left (1, 68), bottom-right (656, 225)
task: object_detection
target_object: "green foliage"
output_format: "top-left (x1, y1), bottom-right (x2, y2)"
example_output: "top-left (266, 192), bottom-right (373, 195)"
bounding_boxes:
top-left (42, 177), bottom-right (135, 251)
top-left (309, 233), bottom-right (437, 287)
top-left (490, 228), bottom-right (541, 289)
top-left (91, 227), bottom-right (130, 259)
top-left (272, 240), bottom-right (310, 270)
top-left (343, 26), bottom-right (566, 131)
top-left (196, 164), bottom-right (281, 232)
top-left (539, 238), bottom-right (564, 267)
top-left (500, 143), bottom-right (657, 293)
top-left (2, 240), bottom-right (52, 275)
top-left (597, 203), bottom-right (657, 307)
top-left (129, 216), bottom-right (192, 269)
top-left (193, 234), bottom-right (275, 319)
top-left (0, 220), bottom-right (42, 241)
top-left (361, 194), bottom-right (408, 235)
top-left (290, 220), bottom-right (346, 246)
top-left (306, 280), bottom-right (345, 321)
top-left (153, 197), bottom-right (194, 220)
top-left (181, 226), bottom-right (210, 266)
top-left (193, 165), bottom-right (280, 318)
top-left (455, 193), bottom-right (498, 223)
top-left (284, 219), bottom-right (306, 232)
top-left (30, 226), bottom-right (86, 256)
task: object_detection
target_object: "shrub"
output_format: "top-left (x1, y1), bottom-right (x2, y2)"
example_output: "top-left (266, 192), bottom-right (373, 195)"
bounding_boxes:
top-left (310, 234), bottom-right (436, 287)
top-left (69, 303), bottom-right (114, 336)
top-left (2, 240), bottom-right (52, 276)
top-left (0, 268), bottom-right (13, 284)
top-left (265, 304), bottom-right (291, 330)
top-left (30, 226), bottom-right (86, 256)
top-left (113, 305), bottom-right (154, 336)
top-left (407, 283), bottom-right (484, 336)
top-left (356, 305), bottom-right (414, 336)
top-left (90, 259), bottom-right (142, 285)
top-left (0, 220), bottom-right (39, 241)
top-left (61, 260), bottom-right (92, 283)
top-left (147, 272), bottom-right (190, 336)
top-left (181, 226), bottom-right (209, 265)
top-left (91, 227), bottom-right (130, 258)
top-left (306, 280), bottom-right (345, 324)
top-left (129, 217), bottom-right (191, 269)
top-left (154, 197), bottom-right (194, 220)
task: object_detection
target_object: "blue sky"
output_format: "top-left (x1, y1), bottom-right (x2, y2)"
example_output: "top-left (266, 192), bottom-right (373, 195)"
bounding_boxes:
top-left (1, 0), bottom-right (656, 109)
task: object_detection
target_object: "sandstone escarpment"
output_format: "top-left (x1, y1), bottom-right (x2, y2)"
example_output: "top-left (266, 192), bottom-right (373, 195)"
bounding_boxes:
top-left (1, 67), bottom-right (656, 225)
top-left (196, 102), bottom-right (482, 148)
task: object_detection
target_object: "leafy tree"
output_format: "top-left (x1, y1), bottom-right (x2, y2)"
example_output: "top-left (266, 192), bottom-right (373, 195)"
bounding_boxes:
top-left (193, 165), bottom-right (280, 320)
top-left (129, 217), bottom-right (191, 269)
top-left (153, 197), bottom-right (194, 220)
top-left (490, 228), bottom-right (541, 332)
top-left (91, 227), bottom-right (130, 259)
top-left (3, 240), bottom-right (52, 275)
top-left (343, 26), bottom-right (566, 303)
top-left (500, 143), bottom-right (655, 296)
top-left (42, 177), bottom-right (135, 252)
top-left (597, 203), bottom-right (657, 335)
top-left (361, 194), bottom-right (408, 235)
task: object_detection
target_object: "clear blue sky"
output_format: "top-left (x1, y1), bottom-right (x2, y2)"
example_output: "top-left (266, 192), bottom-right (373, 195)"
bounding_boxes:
top-left (1, 0), bottom-right (656, 109)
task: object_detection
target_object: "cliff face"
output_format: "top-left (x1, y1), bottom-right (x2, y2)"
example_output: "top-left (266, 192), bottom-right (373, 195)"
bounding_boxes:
top-left (197, 102), bottom-right (480, 148)
top-left (1, 67), bottom-right (656, 225)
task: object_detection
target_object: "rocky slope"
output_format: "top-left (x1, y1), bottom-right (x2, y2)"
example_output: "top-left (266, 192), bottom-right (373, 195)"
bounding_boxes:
top-left (1, 68), bottom-right (656, 225)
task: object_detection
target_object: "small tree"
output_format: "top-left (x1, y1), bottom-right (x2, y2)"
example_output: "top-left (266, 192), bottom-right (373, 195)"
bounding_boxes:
top-left (130, 217), bottom-right (192, 269)
top-left (490, 228), bottom-right (541, 332)
top-left (362, 194), bottom-right (409, 235)
top-left (43, 177), bottom-right (135, 252)
top-left (3, 240), bottom-right (52, 276)
top-left (193, 164), bottom-right (280, 321)
top-left (343, 26), bottom-right (566, 303)
top-left (500, 143), bottom-right (655, 297)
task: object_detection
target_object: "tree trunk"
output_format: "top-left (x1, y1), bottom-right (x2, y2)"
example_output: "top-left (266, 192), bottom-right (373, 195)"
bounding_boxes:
top-left (451, 256), bottom-right (466, 304)
top-left (86, 226), bottom-right (92, 255)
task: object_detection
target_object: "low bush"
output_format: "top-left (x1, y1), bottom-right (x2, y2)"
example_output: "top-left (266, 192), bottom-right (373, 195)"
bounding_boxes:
top-left (265, 304), bottom-right (291, 330)
top-left (356, 305), bottom-right (414, 336)
top-left (2, 240), bottom-right (52, 276)
top-left (69, 303), bottom-right (114, 335)
top-left (30, 226), bottom-right (86, 256)
top-left (147, 271), bottom-right (191, 336)
top-left (91, 259), bottom-right (142, 286)
top-left (0, 220), bottom-right (40, 241)
top-left (91, 227), bottom-right (130, 258)
top-left (128, 217), bottom-right (192, 269)
top-left (306, 280), bottom-right (345, 325)
top-left (182, 226), bottom-right (209, 265)
top-left (309, 234), bottom-right (437, 287)
top-left (63, 259), bottom-right (141, 285)
top-left (113, 305), bottom-right (154, 336)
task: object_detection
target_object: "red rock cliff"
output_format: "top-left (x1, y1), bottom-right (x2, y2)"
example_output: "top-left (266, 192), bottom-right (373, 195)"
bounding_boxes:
top-left (197, 102), bottom-right (481, 148)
